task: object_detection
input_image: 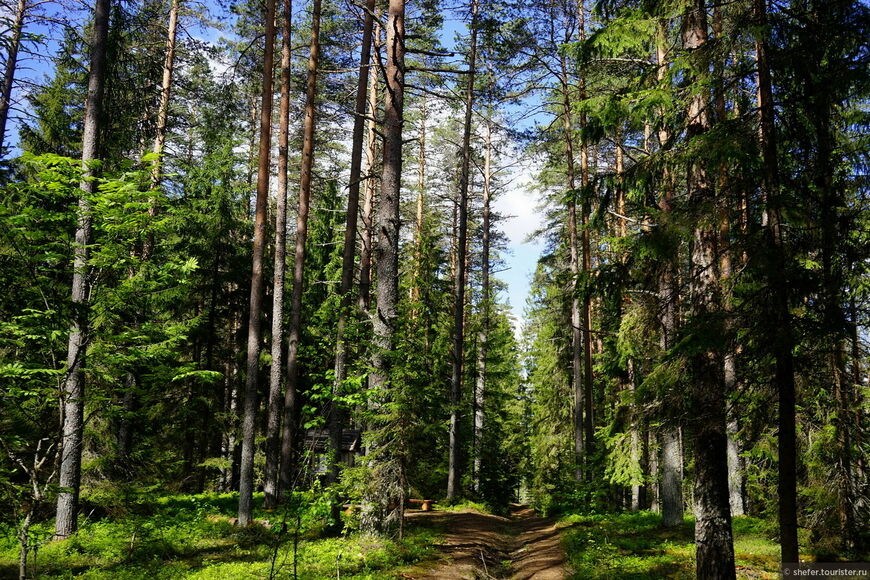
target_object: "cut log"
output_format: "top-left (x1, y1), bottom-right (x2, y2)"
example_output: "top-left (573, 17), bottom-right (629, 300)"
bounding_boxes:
top-left (407, 499), bottom-right (436, 511)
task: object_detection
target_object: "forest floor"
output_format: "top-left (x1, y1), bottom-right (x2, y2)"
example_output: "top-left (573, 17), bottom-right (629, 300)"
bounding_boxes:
top-left (401, 504), bottom-right (567, 579)
top-left (399, 505), bottom-right (794, 580)
top-left (0, 493), bottom-right (807, 579)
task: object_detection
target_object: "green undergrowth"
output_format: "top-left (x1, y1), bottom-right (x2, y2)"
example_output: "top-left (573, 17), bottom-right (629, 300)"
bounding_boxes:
top-left (438, 499), bottom-right (492, 514)
top-left (0, 492), bottom-right (438, 579)
top-left (561, 512), bottom-right (783, 579)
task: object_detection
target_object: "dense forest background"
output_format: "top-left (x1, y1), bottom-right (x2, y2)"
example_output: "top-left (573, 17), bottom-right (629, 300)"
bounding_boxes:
top-left (0, 0), bottom-right (868, 577)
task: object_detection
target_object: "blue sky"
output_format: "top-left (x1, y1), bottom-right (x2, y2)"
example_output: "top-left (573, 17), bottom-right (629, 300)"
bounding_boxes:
top-left (8, 0), bottom-right (547, 335)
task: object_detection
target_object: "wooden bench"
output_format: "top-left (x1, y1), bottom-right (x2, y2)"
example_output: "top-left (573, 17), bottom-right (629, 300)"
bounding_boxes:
top-left (407, 498), bottom-right (436, 511)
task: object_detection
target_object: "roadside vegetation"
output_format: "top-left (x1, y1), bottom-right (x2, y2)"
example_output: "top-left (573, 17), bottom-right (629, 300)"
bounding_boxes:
top-left (0, 492), bottom-right (437, 579)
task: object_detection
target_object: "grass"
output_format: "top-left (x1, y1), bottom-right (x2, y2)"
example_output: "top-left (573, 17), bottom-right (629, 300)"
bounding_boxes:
top-left (560, 511), bottom-right (784, 579)
top-left (0, 492), bottom-right (438, 579)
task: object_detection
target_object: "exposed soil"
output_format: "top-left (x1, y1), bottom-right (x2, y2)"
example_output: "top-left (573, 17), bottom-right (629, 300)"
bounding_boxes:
top-left (402, 504), bottom-right (569, 580)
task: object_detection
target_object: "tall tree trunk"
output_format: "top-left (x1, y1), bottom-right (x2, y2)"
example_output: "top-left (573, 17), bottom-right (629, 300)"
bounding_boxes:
top-left (578, 3), bottom-right (595, 476)
top-left (237, 0), bottom-right (276, 526)
top-left (560, 51), bottom-right (583, 484)
top-left (810, 19), bottom-right (857, 553)
top-left (411, 99), bottom-right (426, 312)
top-left (683, 2), bottom-right (736, 577)
top-left (656, 20), bottom-right (684, 529)
top-left (113, 0), bottom-right (184, 475)
top-left (358, 23), bottom-right (380, 314)
top-left (222, 312), bottom-right (242, 492)
top-left (473, 118), bottom-right (492, 495)
top-left (0, 0), bottom-right (26, 154)
top-left (615, 132), bottom-right (643, 511)
top-left (140, 0), bottom-right (181, 262)
top-left (55, 0), bottom-right (111, 539)
top-left (279, 0), bottom-right (321, 499)
top-left (724, 371), bottom-right (745, 516)
top-left (364, 0), bottom-right (405, 535)
top-left (148, 0), bottom-right (180, 188)
top-left (446, 0), bottom-right (478, 501)
top-left (328, 0), bottom-right (375, 486)
top-left (711, 2), bottom-right (745, 519)
top-left (263, 0), bottom-right (292, 510)
top-left (754, 0), bottom-right (798, 564)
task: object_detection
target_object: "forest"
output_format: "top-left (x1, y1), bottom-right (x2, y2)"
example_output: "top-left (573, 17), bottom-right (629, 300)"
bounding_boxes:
top-left (0, 0), bottom-right (867, 577)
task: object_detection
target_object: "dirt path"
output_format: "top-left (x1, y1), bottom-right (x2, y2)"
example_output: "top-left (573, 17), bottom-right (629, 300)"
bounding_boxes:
top-left (402, 504), bottom-right (569, 580)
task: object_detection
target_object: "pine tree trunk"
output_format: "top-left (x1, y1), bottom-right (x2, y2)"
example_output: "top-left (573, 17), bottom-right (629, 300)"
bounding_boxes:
top-left (279, 0), bottom-right (321, 499)
top-left (364, 0), bottom-right (405, 534)
top-left (149, 0), bottom-right (180, 187)
top-left (754, 0), bottom-right (798, 564)
top-left (559, 50), bottom-right (583, 483)
top-left (263, 0), bottom-right (292, 510)
top-left (577, 1), bottom-right (595, 479)
top-left (447, 0), bottom-right (478, 501)
top-left (328, 0), bottom-right (375, 487)
top-left (684, 3), bottom-right (736, 576)
top-left (55, 0), bottom-right (110, 539)
top-left (237, 0), bottom-right (277, 525)
top-left (473, 118), bottom-right (492, 495)
top-left (358, 26), bottom-right (380, 314)
top-left (411, 99), bottom-right (426, 312)
top-left (139, 0), bottom-right (181, 262)
top-left (0, 0), bottom-right (26, 154)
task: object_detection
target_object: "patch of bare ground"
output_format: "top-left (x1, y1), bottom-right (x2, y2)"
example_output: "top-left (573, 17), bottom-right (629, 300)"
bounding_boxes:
top-left (401, 504), bottom-right (568, 580)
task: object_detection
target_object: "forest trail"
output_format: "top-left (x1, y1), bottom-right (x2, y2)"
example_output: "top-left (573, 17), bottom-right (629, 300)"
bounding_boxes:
top-left (403, 504), bottom-right (568, 579)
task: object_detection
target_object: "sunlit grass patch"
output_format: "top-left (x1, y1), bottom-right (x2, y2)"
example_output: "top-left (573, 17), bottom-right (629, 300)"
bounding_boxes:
top-left (0, 492), bottom-right (438, 579)
top-left (561, 512), bottom-right (782, 579)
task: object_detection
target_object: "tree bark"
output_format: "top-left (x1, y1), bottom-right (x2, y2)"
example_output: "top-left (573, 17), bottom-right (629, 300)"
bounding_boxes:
top-left (473, 117), bottom-right (492, 495)
top-left (263, 0), bottom-right (292, 510)
top-left (754, 0), bottom-right (798, 564)
top-left (358, 21), bottom-right (380, 314)
top-left (328, 0), bottom-right (375, 486)
top-left (410, 98), bottom-right (426, 312)
top-left (656, 20), bottom-right (684, 529)
top-left (364, 0), bottom-right (404, 534)
top-left (237, 0), bottom-right (276, 525)
top-left (559, 51), bottom-right (583, 484)
top-left (149, 0), bottom-right (180, 187)
top-left (684, 2), bottom-right (736, 576)
top-left (139, 0), bottom-right (181, 263)
top-left (725, 414), bottom-right (744, 516)
top-left (573, 0), bottom-right (595, 479)
top-left (446, 0), bottom-right (478, 501)
top-left (55, 0), bottom-right (111, 539)
top-left (0, 0), bottom-right (27, 155)
top-left (279, 0), bottom-right (321, 500)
